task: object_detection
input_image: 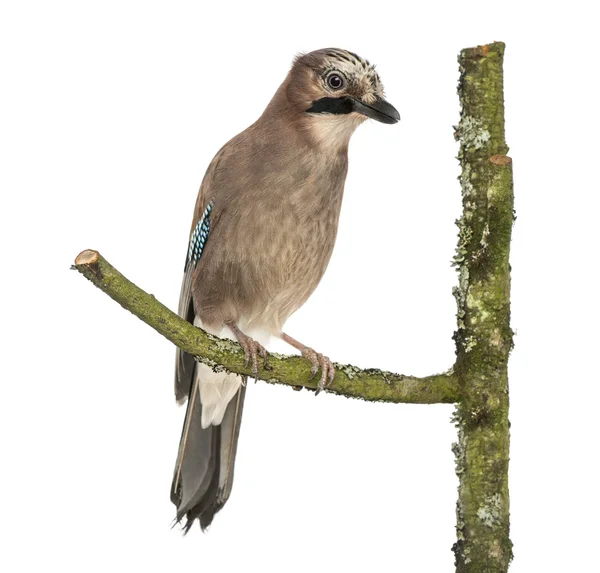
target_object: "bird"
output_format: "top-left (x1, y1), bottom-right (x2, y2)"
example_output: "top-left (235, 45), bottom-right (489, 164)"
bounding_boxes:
top-left (171, 48), bottom-right (399, 532)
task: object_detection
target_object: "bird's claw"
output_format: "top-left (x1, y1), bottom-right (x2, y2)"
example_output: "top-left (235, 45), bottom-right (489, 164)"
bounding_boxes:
top-left (228, 323), bottom-right (268, 378)
top-left (300, 347), bottom-right (335, 395)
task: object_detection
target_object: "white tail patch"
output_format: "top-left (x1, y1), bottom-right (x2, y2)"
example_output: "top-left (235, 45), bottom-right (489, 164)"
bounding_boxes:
top-left (196, 363), bottom-right (243, 428)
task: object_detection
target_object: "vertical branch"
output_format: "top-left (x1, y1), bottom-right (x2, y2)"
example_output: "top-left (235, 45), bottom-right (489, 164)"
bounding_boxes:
top-left (452, 43), bottom-right (514, 572)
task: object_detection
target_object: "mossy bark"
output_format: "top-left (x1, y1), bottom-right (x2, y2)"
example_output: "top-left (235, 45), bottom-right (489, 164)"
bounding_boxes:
top-left (72, 250), bottom-right (458, 403)
top-left (452, 43), bottom-right (514, 572)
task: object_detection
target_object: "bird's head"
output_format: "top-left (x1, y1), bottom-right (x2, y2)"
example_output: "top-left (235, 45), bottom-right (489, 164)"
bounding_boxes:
top-left (282, 48), bottom-right (400, 145)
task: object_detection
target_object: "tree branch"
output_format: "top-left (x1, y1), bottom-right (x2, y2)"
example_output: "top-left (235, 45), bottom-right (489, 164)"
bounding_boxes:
top-left (452, 42), bottom-right (514, 572)
top-left (72, 249), bottom-right (459, 404)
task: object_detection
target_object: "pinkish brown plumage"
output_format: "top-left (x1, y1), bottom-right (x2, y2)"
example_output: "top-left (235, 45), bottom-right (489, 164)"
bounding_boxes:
top-left (172, 48), bottom-right (399, 532)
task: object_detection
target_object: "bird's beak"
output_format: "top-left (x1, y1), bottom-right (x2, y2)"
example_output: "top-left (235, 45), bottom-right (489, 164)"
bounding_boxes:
top-left (351, 96), bottom-right (400, 124)
top-left (306, 96), bottom-right (400, 124)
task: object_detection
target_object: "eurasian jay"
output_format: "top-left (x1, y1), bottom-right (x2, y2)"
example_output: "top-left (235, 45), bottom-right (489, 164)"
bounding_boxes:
top-left (172, 48), bottom-right (399, 531)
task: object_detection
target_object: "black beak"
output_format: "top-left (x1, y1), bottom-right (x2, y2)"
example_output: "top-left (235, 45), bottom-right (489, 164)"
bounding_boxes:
top-left (306, 96), bottom-right (400, 124)
top-left (352, 96), bottom-right (400, 124)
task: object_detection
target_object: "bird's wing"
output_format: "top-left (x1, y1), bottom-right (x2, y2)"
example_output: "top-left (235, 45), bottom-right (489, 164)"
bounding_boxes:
top-left (172, 142), bottom-right (248, 531)
top-left (174, 147), bottom-right (225, 402)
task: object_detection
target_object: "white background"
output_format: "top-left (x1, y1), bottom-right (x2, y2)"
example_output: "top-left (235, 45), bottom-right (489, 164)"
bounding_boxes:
top-left (1, 1), bottom-right (599, 571)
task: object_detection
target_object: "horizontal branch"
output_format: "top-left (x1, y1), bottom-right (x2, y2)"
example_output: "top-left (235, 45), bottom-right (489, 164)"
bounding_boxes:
top-left (72, 249), bottom-right (459, 404)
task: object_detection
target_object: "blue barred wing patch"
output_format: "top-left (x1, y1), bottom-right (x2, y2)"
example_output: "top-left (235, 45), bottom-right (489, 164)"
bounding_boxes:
top-left (187, 200), bottom-right (214, 268)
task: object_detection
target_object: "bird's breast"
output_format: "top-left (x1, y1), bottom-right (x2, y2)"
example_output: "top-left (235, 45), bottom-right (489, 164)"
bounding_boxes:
top-left (195, 139), bottom-right (349, 335)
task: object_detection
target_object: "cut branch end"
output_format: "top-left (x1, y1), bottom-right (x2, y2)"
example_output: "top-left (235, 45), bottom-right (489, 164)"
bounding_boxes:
top-left (75, 249), bottom-right (100, 265)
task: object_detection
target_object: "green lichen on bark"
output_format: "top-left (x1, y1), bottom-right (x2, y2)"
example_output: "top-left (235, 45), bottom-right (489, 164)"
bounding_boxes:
top-left (452, 43), bottom-right (514, 572)
top-left (72, 250), bottom-right (459, 404)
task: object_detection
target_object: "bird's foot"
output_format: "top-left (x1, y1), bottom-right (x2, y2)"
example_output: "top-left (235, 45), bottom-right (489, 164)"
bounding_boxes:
top-left (281, 333), bottom-right (335, 395)
top-left (301, 347), bottom-right (335, 395)
top-left (226, 322), bottom-right (268, 378)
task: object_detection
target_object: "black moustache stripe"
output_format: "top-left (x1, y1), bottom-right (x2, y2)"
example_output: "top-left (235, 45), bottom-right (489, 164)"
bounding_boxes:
top-left (306, 96), bottom-right (354, 115)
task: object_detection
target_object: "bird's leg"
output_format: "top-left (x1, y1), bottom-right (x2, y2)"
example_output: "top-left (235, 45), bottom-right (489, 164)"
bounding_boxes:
top-left (226, 321), bottom-right (268, 379)
top-left (281, 333), bottom-right (335, 394)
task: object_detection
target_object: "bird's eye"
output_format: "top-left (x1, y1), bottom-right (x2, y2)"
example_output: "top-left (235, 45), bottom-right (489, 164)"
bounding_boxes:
top-left (326, 73), bottom-right (344, 90)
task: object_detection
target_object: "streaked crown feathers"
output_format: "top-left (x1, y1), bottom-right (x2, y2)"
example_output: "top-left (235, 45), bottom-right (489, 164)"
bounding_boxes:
top-left (294, 48), bottom-right (384, 104)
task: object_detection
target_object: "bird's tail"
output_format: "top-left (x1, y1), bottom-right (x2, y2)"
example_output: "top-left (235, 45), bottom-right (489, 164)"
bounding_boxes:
top-left (171, 363), bottom-right (246, 532)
